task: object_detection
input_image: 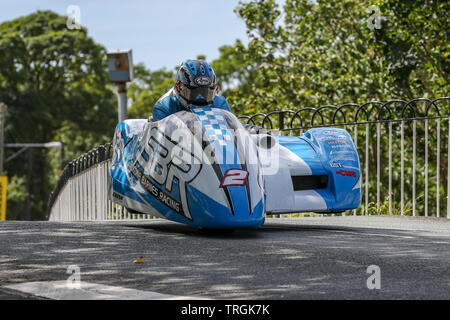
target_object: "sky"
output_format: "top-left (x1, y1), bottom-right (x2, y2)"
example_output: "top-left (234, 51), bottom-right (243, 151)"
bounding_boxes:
top-left (0, 0), bottom-right (253, 71)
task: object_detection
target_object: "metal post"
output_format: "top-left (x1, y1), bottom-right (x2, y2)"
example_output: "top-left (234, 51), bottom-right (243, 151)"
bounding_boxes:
top-left (412, 120), bottom-right (416, 216)
top-left (353, 124), bottom-right (358, 216)
top-left (117, 83), bottom-right (128, 123)
top-left (401, 120), bottom-right (404, 216)
top-left (388, 122), bottom-right (392, 215)
top-left (365, 124), bottom-right (369, 215)
top-left (376, 122), bottom-right (380, 214)
top-left (278, 112), bottom-right (284, 137)
top-left (447, 117), bottom-right (450, 219)
top-left (107, 50), bottom-right (133, 123)
top-left (60, 139), bottom-right (66, 170)
top-left (425, 119), bottom-right (429, 217)
top-left (23, 148), bottom-right (33, 220)
top-left (437, 119), bottom-right (441, 218)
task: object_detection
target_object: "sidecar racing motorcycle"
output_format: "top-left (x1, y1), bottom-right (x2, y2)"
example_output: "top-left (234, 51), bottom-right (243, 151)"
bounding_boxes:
top-left (109, 106), bottom-right (361, 229)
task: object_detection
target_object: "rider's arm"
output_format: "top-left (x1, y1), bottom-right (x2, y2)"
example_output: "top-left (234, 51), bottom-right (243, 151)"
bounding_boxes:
top-left (152, 91), bottom-right (176, 121)
top-left (213, 95), bottom-right (231, 112)
top-left (152, 102), bottom-right (169, 121)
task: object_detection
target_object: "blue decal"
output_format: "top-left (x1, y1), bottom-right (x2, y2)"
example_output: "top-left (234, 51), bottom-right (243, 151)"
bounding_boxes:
top-left (184, 60), bottom-right (197, 76)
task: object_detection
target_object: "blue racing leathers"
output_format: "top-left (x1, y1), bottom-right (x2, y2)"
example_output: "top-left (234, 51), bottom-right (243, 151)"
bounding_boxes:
top-left (152, 87), bottom-right (231, 121)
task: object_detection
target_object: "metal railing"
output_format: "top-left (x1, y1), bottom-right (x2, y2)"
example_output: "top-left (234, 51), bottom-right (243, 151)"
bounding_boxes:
top-left (48, 97), bottom-right (450, 221)
top-left (239, 97), bottom-right (450, 218)
top-left (48, 144), bottom-right (155, 221)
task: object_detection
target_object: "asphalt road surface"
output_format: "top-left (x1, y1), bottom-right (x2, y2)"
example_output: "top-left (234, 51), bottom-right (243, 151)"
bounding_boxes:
top-left (1, 216), bottom-right (449, 299)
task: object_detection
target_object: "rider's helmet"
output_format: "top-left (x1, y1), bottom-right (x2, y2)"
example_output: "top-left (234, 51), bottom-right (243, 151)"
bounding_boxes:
top-left (174, 59), bottom-right (218, 107)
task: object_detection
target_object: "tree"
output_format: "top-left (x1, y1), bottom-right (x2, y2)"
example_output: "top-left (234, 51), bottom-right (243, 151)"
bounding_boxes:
top-left (0, 11), bottom-right (117, 219)
top-left (231, 0), bottom-right (449, 216)
top-left (127, 63), bottom-right (174, 119)
top-left (374, 0), bottom-right (449, 99)
top-left (212, 40), bottom-right (258, 115)
top-left (231, 0), bottom-right (448, 115)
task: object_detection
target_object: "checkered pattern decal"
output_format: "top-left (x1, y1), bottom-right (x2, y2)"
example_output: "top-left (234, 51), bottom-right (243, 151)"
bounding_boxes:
top-left (192, 107), bottom-right (233, 146)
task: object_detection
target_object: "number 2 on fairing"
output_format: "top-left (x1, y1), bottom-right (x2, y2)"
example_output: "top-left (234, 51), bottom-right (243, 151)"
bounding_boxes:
top-left (220, 169), bottom-right (248, 187)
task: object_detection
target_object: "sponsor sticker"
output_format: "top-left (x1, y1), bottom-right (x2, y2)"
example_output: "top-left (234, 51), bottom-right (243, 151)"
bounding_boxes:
top-left (194, 76), bottom-right (211, 86)
top-left (336, 169), bottom-right (357, 178)
top-left (326, 140), bottom-right (349, 145)
top-left (330, 161), bottom-right (343, 168)
top-left (112, 192), bottom-right (123, 201)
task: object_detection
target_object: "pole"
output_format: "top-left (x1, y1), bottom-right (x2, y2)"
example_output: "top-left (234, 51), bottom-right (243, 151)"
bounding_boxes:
top-left (61, 139), bottom-right (66, 170)
top-left (23, 148), bottom-right (32, 220)
top-left (117, 83), bottom-right (127, 123)
top-left (0, 103), bottom-right (6, 175)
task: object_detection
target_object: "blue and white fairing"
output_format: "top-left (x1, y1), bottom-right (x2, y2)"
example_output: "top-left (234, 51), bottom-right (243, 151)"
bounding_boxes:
top-left (110, 107), bottom-right (361, 229)
top-left (262, 129), bottom-right (362, 214)
top-left (110, 107), bottom-right (265, 228)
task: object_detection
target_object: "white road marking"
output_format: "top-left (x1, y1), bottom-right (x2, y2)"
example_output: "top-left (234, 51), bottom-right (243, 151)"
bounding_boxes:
top-left (329, 229), bottom-right (416, 239)
top-left (330, 229), bottom-right (450, 240)
top-left (4, 281), bottom-right (208, 300)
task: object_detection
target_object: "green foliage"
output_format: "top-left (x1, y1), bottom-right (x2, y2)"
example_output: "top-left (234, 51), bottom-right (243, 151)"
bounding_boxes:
top-left (0, 11), bottom-right (117, 219)
top-left (5, 175), bottom-right (27, 220)
top-left (212, 40), bottom-right (257, 115)
top-left (374, 1), bottom-right (449, 98)
top-left (125, 0), bottom-right (449, 118)
top-left (127, 63), bottom-right (174, 119)
top-left (1, 2), bottom-right (448, 219)
top-left (221, 0), bottom-right (449, 114)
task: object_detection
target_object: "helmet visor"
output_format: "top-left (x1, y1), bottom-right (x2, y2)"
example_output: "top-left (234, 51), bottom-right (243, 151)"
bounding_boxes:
top-left (181, 86), bottom-right (215, 106)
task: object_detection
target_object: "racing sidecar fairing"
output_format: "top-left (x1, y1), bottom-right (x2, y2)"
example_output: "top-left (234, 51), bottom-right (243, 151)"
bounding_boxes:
top-left (109, 107), bottom-right (361, 229)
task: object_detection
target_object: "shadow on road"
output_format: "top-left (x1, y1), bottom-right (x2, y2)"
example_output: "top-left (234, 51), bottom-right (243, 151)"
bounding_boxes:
top-left (116, 220), bottom-right (360, 239)
top-left (1, 218), bottom-right (450, 299)
top-left (117, 222), bottom-right (260, 239)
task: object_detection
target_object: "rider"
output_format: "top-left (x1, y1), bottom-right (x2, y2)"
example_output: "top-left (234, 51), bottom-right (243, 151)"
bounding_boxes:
top-left (152, 59), bottom-right (231, 120)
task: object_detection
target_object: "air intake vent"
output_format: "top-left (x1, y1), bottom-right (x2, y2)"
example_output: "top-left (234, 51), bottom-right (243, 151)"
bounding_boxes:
top-left (291, 175), bottom-right (328, 191)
